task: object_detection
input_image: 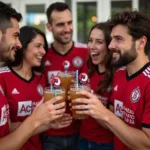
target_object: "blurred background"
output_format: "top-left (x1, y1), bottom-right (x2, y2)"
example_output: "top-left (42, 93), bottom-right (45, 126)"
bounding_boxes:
top-left (2, 0), bottom-right (150, 44)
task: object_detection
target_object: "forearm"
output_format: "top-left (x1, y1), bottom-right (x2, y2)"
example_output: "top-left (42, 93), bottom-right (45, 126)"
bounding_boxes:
top-left (32, 124), bottom-right (51, 136)
top-left (10, 122), bottom-right (21, 132)
top-left (0, 116), bottom-right (38, 150)
top-left (103, 110), bottom-right (150, 150)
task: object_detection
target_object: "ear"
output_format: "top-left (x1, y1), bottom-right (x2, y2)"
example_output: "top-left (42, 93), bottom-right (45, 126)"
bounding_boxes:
top-left (139, 36), bottom-right (147, 49)
top-left (46, 23), bottom-right (52, 32)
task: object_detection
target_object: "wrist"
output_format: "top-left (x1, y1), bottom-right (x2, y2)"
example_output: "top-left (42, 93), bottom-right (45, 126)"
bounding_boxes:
top-left (27, 115), bottom-right (41, 130)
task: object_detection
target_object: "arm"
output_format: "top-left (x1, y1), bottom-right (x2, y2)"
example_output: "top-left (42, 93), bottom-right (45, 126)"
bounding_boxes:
top-left (0, 96), bottom-right (66, 150)
top-left (103, 109), bottom-right (150, 150)
top-left (72, 90), bottom-right (150, 150)
top-left (0, 116), bottom-right (40, 150)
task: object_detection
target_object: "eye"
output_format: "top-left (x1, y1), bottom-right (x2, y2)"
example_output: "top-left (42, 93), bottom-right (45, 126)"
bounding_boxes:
top-left (88, 39), bottom-right (92, 43)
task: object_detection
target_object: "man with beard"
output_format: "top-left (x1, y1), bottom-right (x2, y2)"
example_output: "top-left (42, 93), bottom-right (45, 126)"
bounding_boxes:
top-left (72, 11), bottom-right (150, 150)
top-left (42, 2), bottom-right (88, 150)
top-left (0, 2), bottom-right (69, 150)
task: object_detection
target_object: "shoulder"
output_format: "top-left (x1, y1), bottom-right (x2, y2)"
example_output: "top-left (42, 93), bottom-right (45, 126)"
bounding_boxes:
top-left (74, 42), bottom-right (87, 49)
top-left (114, 66), bottom-right (126, 76)
top-left (0, 66), bottom-right (11, 74)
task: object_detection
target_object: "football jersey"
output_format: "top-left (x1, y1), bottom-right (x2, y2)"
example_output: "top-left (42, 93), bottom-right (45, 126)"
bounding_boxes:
top-left (0, 66), bottom-right (46, 150)
top-left (0, 84), bottom-right (9, 137)
top-left (110, 62), bottom-right (150, 150)
top-left (43, 42), bottom-right (88, 136)
top-left (80, 66), bottom-right (113, 143)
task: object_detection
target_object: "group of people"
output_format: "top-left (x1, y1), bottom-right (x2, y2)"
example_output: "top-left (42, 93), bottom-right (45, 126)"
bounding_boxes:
top-left (0, 1), bottom-right (150, 150)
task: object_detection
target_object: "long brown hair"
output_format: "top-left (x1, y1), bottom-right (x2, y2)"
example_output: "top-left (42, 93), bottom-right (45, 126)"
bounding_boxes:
top-left (87, 22), bottom-right (114, 95)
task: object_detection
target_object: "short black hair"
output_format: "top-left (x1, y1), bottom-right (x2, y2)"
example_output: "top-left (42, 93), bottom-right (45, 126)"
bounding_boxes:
top-left (0, 1), bottom-right (22, 33)
top-left (46, 2), bottom-right (70, 24)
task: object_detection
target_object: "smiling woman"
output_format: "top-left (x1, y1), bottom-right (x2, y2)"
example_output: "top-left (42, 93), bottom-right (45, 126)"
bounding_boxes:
top-left (0, 26), bottom-right (48, 150)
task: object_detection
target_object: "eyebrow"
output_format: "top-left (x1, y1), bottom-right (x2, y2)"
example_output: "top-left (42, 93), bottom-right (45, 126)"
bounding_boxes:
top-left (13, 32), bottom-right (20, 36)
top-left (111, 35), bottom-right (124, 40)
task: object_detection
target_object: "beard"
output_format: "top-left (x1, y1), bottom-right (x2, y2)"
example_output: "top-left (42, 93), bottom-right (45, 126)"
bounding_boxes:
top-left (111, 42), bottom-right (137, 67)
top-left (53, 32), bottom-right (72, 45)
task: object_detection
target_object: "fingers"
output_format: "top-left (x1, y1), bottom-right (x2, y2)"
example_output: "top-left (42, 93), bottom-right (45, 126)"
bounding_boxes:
top-left (47, 96), bottom-right (64, 104)
top-left (76, 90), bottom-right (96, 99)
top-left (72, 104), bottom-right (89, 110)
top-left (72, 98), bottom-right (91, 105)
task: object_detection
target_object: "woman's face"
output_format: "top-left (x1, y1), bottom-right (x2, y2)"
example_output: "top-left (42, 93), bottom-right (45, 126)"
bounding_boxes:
top-left (24, 34), bottom-right (46, 67)
top-left (88, 28), bottom-right (108, 65)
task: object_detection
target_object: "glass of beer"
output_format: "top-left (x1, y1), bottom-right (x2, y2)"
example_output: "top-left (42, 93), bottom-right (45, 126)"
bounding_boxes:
top-left (44, 87), bottom-right (66, 121)
top-left (70, 84), bottom-right (90, 119)
top-left (58, 71), bottom-right (75, 100)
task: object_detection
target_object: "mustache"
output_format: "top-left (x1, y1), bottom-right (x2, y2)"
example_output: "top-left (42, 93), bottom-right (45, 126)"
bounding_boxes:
top-left (110, 49), bottom-right (121, 54)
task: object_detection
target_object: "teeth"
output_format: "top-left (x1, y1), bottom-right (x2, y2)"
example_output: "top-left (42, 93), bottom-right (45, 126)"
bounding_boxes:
top-left (91, 52), bottom-right (99, 55)
top-left (36, 56), bottom-right (42, 59)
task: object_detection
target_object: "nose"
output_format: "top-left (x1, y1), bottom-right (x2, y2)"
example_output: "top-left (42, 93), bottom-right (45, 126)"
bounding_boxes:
top-left (108, 40), bottom-right (116, 51)
top-left (41, 47), bottom-right (46, 56)
top-left (16, 38), bottom-right (22, 49)
top-left (88, 41), bottom-right (96, 50)
top-left (64, 24), bottom-right (71, 32)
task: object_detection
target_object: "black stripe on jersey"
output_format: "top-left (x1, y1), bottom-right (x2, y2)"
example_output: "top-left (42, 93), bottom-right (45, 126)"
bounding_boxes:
top-left (142, 123), bottom-right (150, 128)
top-left (51, 42), bottom-right (74, 56)
top-left (126, 62), bottom-right (150, 81)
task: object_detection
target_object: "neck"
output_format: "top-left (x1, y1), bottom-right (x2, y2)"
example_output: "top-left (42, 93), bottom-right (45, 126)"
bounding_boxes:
top-left (126, 54), bottom-right (149, 76)
top-left (53, 41), bottom-right (73, 55)
top-left (12, 64), bottom-right (32, 81)
top-left (98, 63), bottom-right (106, 73)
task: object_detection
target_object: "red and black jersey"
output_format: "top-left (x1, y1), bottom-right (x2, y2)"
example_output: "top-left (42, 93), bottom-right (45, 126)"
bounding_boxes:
top-left (43, 42), bottom-right (88, 136)
top-left (110, 62), bottom-right (150, 150)
top-left (0, 66), bottom-right (46, 150)
top-left (0, 83), bottom-right (9, 137)
top-left (44, 42), bottom-right (88, 85)
top-left (80, 66), bottom-right (113, 143)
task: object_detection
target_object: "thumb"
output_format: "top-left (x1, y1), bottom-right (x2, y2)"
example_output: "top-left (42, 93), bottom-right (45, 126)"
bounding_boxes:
top-left (36, 97), bottom-right (44, 107)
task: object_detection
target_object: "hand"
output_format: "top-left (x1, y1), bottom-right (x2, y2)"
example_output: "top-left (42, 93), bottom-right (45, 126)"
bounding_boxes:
top-left (72, 90), bottom-right (109, 120)
top-left (50, 113), bottom-right (73, 129)
top-left (31, 97), bottom-right (66, 127)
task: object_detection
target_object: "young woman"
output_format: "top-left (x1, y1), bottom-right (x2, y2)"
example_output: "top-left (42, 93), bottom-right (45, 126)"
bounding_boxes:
top-left (0, 26), bottom-right (69, 150)
top-left (78, 22), bottom-right (114, 150)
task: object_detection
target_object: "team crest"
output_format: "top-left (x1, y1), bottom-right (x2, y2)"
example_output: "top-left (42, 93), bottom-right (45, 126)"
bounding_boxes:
top-left (130, 88), bottom-right (140, 103)
top-left (72, 56), bottom-right (83, 68)
top-left (37, 85), bottom-right (44, 96)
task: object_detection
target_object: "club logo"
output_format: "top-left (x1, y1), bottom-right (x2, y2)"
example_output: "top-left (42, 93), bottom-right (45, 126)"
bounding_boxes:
top-left (72, 56), bottom-right (83, 68)
top-left (37, 85), bottom-right (44, 96)
top-left (130, 88), bottom-right (140, 103)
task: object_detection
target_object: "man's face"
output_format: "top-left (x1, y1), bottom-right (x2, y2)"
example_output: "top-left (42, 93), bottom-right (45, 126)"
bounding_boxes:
top-left (47, 9), bottom-right (73, 45)
top-left (0, 18), bottom-right (22, 62)
top-left (109, 24), bottom-right (137, 67)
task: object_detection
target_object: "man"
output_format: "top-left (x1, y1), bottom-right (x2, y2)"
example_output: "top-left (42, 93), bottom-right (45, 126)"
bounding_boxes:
top-left (42, 2), bottom-right (88, 150)
top-left (72, 11), bottom-right (150, 150)
top-left (0, 2), bottom-right (69, 150)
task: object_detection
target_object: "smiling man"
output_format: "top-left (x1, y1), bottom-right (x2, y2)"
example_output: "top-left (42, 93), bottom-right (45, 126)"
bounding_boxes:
top-left (42, 2), bottom-right (88, 150)
top-left (72, 11), bottom-right (150, 150)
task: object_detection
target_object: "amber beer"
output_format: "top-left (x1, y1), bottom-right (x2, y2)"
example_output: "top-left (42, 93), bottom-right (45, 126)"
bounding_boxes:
top-left (70, 84), bottom-right (90, 119)
top-left (58, 71), bottom-right (74, 99)
top-left (44, 87), bottom-right (65, 121)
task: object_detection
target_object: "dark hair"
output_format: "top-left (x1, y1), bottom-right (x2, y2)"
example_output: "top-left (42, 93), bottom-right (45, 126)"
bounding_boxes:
top-left (108, 11), bottom-right (150, 56)
top-left (46, 2), bottom-right (70, 24)
top-left (0, 1), bottom-right (22, 33)
top-left (10, 26), bottom-right (48, 73)
top-left (87, 22), bottom-right (114, 95)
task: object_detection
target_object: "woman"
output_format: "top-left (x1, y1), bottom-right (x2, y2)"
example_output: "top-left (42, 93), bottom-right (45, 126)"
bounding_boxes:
top-left (77, 22), bottom-right (114, 150)
top-left (0, 26), bottom-right (69, 150)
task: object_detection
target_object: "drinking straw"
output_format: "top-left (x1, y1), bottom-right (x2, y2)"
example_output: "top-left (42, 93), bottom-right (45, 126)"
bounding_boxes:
top-left (76, 70), bottom-right (78, 89)
top-left (54, 87), bottom-right (57, 97)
